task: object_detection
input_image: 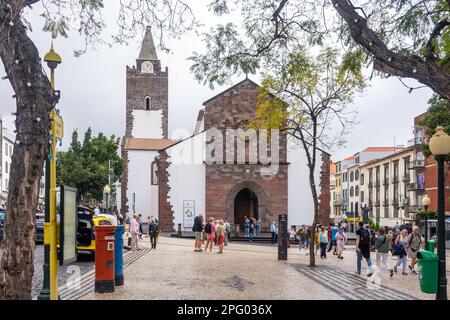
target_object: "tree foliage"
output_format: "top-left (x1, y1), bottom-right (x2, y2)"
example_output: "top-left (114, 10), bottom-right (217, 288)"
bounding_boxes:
top-left (57, 128), bottom-right (123, 202)
top-left (250, 47), bottom-right (365, 267)
top-left (190, 0), bottom-right (450, 99)
top-left (419, 94), bottom-right (450, 158)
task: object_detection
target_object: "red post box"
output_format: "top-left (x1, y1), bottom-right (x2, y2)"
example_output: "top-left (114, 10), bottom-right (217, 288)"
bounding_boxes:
top-left (94, 225), bottom-right (116, 293)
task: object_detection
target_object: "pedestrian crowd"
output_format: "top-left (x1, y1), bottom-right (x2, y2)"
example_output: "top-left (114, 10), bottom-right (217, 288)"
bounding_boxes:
top-left (124, 213), bottom-right (160, 252)
top-left (192, 215), bottom-right (232, 254)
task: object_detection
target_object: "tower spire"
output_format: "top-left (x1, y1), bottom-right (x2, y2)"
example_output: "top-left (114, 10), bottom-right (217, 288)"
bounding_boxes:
top-left (138, 26), bottom-right (158, 61)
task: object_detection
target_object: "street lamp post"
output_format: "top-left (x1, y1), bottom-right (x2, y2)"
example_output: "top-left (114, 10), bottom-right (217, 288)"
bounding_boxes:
top-left (38, 43), bottom-right (61, 301)
top-left (428, 126), bottom-right (450, 301)
top-left (422, 194), bottom-right (431, 248)
top-left (104, 184), bottom-right (111, 214)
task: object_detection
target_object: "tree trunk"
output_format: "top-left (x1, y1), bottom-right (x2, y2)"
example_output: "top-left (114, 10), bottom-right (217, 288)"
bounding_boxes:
top-left (0, 11), bottom-right (52, 299)
top-left (308, 164), bottom-right (320, 268)
top-left (331, 0), bottom-right (450, 101)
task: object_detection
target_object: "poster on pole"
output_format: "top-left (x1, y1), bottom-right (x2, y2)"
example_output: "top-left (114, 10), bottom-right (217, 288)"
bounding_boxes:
top-left (183, 200), bottom-right (195, 229)
top-left (60, 185), bottom-right (77, 266)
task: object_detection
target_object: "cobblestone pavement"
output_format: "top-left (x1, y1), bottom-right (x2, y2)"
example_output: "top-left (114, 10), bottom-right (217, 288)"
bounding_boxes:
top-left (82, 237), bottom-right (450, 300)
top-left (0, 243), bottom-right (95, 299)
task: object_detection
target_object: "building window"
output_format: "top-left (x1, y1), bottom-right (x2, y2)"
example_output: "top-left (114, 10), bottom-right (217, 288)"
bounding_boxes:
top-left (145, 97), bottom-right (151, 111)
top-left (350, 187), bottom-right (354, 197)
top-left (9, 145), bottom-right (12, 156)
top-left (5, 161), bottom-right (8, 174)
top-left (151, 161), bottom-right (158, 185)
top-left (355, 170), bottom-right (359, 181)
top-left (355, 186), bottom-right (359, 197)
top-left (5, 142), bottom-right (8, 156)
top-left (361, 174), bottom-right (365, 185)
top-left (360, 191), bottom-right (364, 203)
top-left (350, 171), bottom-right (354, 182)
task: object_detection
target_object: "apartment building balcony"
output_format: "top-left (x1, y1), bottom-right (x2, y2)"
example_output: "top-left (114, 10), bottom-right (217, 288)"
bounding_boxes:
top-left (368, 181), bottom-right (373, 188)
top-left (401, 174), bottom-right (410, 182)
top-left (391, 198), bottom-right (399, 206)
top-left (333, 200), bottom-right (342, 206)
top-left (375, 179), bottom-right (381, 187)
top-left (408, 160), bottom-right (425, 170)
top-left (383, 177), bottom-right (389, 185)
top-left (383, 199), bottom-right (389, 207)
top-left (390, 176), bottom-right (399, 184)
top-left (374, 200), bottom-right (381, 207)
top-left (407, 182), bottom-right (425, 192)
top-left (368, 200), bottom-right (373, 208)
top-left (407, 136), bottom-right (425, 147)
top-left (408, 204), bottom-right (424, 213)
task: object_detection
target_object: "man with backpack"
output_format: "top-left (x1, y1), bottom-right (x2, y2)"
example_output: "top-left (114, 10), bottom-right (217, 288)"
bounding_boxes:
top-left (224, 219), bottom-right (232, 245)
top-left (148, 216), bottom-right (159, 250)
top-left (192, 214), bottom-right (204, 252)
top-left (356, 221), bottom-right (373, 277)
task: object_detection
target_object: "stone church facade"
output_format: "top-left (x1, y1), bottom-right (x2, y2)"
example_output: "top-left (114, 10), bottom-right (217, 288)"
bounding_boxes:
top-left (120, 28), bottom-right (330, 232)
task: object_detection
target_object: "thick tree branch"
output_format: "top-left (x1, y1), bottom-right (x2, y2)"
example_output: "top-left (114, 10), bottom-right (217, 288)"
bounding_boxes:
top-left (331, 0), bottom-right (450, 101)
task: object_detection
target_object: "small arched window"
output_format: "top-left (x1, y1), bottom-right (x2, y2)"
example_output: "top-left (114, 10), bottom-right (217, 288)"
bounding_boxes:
top-left (145, 97), bottom-right (151, 111)
top-left (151, 161), bottom-right (158, 185)
top-left (355, 185), bottom-right (359, 197)
top-left (350, 171), bottom-right (354, 182)
top-left (350, 187), bottom-right (354, 197)
top-left (355, 170), bottom-right (359, 181)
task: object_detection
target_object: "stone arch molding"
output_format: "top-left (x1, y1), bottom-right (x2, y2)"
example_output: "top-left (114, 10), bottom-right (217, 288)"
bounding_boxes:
top-left (226, 180), bottom-right (269, 226)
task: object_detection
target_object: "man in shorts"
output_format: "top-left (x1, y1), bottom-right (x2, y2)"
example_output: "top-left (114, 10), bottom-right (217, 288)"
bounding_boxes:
top-left (193, 214), bottom-right (204, 252)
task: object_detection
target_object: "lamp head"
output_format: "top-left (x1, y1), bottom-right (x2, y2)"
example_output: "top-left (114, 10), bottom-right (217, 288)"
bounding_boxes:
top-left (103, 185), bottom-right (111, 194)
top-left (429, 126), bottom-right (450, 156)
top-left (422, 194), bottom-right (431, 207)
top-left (44, 42), bottom-right (62, 70)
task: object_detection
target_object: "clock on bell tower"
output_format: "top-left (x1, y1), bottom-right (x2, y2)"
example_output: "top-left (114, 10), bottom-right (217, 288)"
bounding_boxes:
top-left (124, 26), bottom-right (168, 139)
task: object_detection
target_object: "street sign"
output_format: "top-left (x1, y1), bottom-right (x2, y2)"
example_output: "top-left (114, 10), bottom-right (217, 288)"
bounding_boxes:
top-left (54, 113), bottom-right (63, 139)
top-left (60, 186), bottom-right (77, 266)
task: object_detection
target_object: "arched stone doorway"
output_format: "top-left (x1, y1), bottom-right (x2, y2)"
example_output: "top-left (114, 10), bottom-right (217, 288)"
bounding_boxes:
top-left (226, 180), bottom-right (268, 228)
top-left (234, 188), bottom-right (259, 224)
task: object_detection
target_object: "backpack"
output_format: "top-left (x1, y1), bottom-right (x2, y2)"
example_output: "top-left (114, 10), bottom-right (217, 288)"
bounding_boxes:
top-left (150, 222), bottom-right (159, 234)
top-left (225, 223), bottom-right (231, 233)
top-left (204, 223), bottom-right (212, 234)
top-left (359, 228), bottom-right (370, 246)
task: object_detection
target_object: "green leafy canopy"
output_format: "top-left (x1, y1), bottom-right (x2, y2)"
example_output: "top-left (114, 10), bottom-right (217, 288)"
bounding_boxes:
top-left (57, 128), bottom-right (123, 202)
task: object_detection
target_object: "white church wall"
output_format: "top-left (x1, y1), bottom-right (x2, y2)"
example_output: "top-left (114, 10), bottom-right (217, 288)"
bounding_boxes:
top-left (167, 132), bottom-right (206, 230)
top-left (127, 149), bottom-right (159, 221)
top-left (131, 110), bottom-right (164, 138)
top-left (287, 139), bottom-right (321, 226)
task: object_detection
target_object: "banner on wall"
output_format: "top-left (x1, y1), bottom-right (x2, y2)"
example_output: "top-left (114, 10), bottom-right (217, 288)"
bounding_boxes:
top-left (183, 200), bottom-right (195, 228)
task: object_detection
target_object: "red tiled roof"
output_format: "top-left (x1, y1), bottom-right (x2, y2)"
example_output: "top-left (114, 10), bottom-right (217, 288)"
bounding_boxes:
top-left (361, 147), bottom-right (399, 152)
top-left (124, 138), bottom-right (179, 151)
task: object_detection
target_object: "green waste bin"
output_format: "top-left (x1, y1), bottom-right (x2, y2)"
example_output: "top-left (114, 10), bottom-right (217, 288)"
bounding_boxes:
top-left (427, 239), bottom-right (436, 253)
top-left (417, 250), bottom-right (439, 294)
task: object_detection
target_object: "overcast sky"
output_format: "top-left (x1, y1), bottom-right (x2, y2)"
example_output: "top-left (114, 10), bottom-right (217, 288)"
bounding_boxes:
top-left (0, 1), bottom-right (433, 163)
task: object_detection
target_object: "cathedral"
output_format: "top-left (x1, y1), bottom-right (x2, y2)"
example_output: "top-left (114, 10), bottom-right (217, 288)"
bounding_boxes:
top-left (119, 27), bottom-right (331, 232)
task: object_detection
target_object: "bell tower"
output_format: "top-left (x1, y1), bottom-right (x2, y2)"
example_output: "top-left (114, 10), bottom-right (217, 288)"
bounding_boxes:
top-left (125, 26), bottom-right (168, 139)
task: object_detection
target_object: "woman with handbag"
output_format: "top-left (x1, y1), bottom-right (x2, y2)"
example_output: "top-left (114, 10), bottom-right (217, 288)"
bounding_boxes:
top-left (393, 229), bottom-right (409, 275)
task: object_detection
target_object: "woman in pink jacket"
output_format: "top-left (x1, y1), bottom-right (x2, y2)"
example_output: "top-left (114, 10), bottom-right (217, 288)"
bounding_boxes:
top-left (335, 227), bottom-right (347, 260)
top-left (130, 214), bottom-right (140, 251)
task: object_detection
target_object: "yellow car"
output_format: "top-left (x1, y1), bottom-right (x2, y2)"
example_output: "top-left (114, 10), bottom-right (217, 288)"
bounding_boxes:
top-left (76, 206), bottom-right (111, 258)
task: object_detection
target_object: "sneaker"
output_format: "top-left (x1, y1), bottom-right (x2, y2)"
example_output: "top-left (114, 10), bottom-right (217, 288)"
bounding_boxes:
top-left (411, 270), bottom-right (417, 275)
top-left (408, 265), bottom-right (413, 272)
top-left (394, 266), bottom-right (398, 273)
top-left (367, 272), bottom-right (373, 277)
top-left (390, 270), bottom-right (394, 278)
top-left (402, 272), bottom-right (408, 275)
top-left (355, 272), bottom-right (361, 276)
